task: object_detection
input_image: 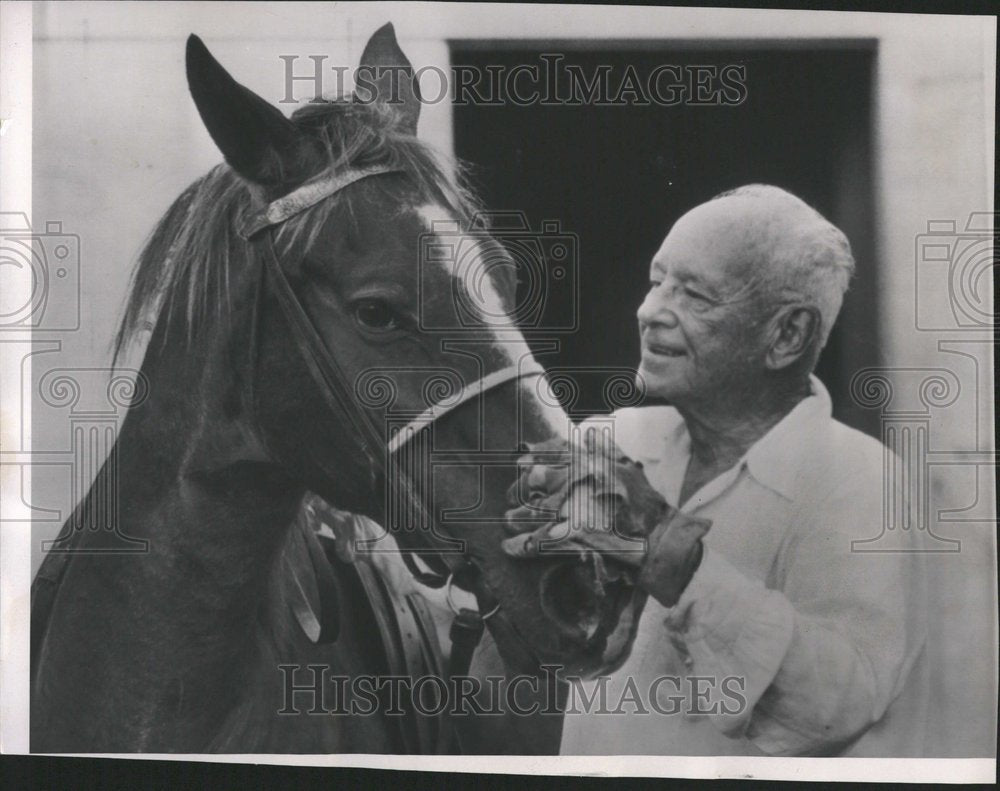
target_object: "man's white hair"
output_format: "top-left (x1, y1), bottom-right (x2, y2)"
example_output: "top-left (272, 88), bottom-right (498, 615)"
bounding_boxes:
top-left (710, 184), bottom-right (855, 351)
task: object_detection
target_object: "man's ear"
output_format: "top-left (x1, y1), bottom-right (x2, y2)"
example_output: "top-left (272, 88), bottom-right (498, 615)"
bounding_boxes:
top-left (765, 305), bottom-right (821, 371)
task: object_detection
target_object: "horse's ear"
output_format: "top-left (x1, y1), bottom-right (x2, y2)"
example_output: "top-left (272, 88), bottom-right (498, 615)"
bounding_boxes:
top-left (355, 23), bottom-right (421, 134)
top-left (186, 34), bottom-right (304, 186)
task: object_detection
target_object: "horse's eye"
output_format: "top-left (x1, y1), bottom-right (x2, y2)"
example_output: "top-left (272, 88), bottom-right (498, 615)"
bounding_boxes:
top-left (354, 298), bottom-right (399, 332)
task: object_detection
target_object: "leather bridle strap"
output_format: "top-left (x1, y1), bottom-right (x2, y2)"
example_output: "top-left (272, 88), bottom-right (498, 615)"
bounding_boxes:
top-left (255, 231), bottom-right (385, 470)
top-left (240, 165), bottom-right (404, 238)
top-left (240, 166), bottom-right (544, 688)
top-left (240, 165), bottom-right (404, 479)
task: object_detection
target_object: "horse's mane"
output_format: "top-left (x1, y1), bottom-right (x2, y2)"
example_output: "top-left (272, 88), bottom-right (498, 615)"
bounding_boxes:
top-left (112, 100), bottom-right (485, 366)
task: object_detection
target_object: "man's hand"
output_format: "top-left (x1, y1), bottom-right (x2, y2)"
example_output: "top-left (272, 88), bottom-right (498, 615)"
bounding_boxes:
top-left (501, 430), bottom-right (711, 607)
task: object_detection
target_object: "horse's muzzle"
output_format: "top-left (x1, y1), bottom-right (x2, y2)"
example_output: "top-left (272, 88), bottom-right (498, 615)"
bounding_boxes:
top-left (537, 550), bottom-right (647, 678)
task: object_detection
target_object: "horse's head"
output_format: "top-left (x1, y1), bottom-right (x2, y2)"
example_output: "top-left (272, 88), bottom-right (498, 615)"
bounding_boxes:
top-left (179, 25), bottom-right (645, 678)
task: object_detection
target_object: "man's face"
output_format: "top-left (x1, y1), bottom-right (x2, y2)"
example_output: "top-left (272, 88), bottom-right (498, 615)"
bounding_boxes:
top-left (636, 200), bottom-right (771, 406)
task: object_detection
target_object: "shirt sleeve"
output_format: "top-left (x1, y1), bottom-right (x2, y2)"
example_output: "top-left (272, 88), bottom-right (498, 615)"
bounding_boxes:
top-left (664, 470), bottom-right (927, 756)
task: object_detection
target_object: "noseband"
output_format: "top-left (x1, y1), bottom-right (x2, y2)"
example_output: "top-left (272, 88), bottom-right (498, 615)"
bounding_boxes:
top-left (239, 165), bottom-right (543, 672)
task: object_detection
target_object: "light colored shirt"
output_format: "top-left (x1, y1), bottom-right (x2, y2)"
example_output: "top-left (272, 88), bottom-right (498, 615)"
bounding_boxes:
top-left (560, 375), bottom-right (930, 756)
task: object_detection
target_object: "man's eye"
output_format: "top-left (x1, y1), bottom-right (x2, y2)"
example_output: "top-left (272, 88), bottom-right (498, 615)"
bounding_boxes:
top-left (649, 280), bottom-right (662, 290)
top-left (684, 287), bottom-right (709, 302)
top-left (354, 298), bottom-right (400, 332)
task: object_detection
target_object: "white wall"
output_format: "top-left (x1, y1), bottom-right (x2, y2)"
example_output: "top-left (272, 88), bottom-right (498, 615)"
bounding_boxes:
top-left (20, 1), bottom-right (997, 757)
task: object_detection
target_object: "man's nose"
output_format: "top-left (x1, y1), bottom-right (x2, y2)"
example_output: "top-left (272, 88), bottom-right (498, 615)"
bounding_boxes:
top-left (637, 286), bottom-right (680, 328)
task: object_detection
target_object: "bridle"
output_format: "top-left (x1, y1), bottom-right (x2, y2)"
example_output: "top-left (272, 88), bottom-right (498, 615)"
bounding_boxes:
top-left (238, 164), bottom-right (544, 675)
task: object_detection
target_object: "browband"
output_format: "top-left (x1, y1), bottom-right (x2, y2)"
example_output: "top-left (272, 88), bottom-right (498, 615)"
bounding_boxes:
top-left (239, 165), bottom-right (403, 239)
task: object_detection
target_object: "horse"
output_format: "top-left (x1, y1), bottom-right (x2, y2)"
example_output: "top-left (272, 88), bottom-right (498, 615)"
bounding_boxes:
top-left (29, 24), bottom-right (649, 754)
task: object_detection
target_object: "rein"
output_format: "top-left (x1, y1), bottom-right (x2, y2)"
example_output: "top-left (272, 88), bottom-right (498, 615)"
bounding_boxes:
top-left (238, 165), bottom-right (543, 683)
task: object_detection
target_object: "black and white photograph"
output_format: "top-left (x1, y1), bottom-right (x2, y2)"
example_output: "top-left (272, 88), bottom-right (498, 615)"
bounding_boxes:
top-left (0, 1), bottom-right (995, 782)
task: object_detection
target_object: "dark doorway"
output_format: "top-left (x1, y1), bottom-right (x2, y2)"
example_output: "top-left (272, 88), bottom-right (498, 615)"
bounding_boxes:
top-left (450, 42), bottom-right (879, 437)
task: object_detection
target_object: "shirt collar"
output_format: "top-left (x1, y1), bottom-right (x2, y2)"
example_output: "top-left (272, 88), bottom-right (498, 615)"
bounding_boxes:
top-left (647, 375), bottom-right (832, 505)
top-left (741, 374), bottom-right (832, 500)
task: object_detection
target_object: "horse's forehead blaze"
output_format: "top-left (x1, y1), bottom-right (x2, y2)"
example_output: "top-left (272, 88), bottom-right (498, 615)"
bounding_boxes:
top-left (414, 202), bottom-right (520, 350)
top-left (414, 203), bottom-right (569, 441)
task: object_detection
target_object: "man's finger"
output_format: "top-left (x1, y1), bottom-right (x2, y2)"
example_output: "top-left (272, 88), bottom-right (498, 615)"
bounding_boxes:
top-left (501, 520), bottom-right (646, 565)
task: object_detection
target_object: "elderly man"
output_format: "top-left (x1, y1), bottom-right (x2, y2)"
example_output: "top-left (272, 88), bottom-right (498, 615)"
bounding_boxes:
top-left (505, 185), bottom-right (928, 756)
